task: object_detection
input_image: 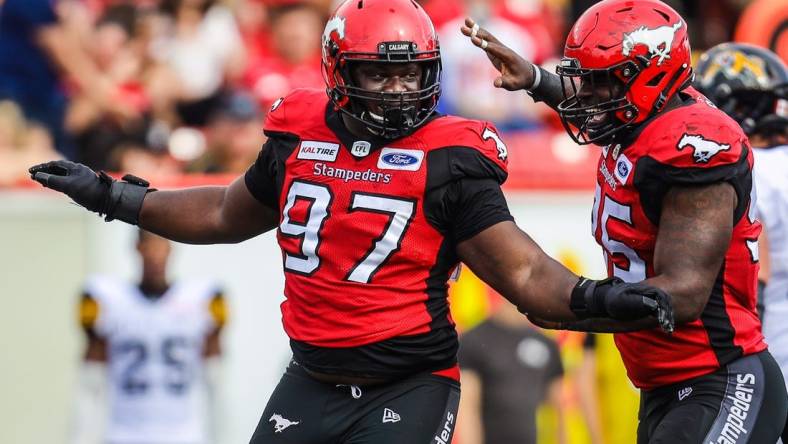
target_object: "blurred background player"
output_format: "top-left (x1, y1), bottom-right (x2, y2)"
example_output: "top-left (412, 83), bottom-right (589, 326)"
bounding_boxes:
top-left (72, 229), bottom-right (227, 444)
top-left (694, 42), bottom-right (788, 443)
top-left (457, 297), bottom-right (566, 444)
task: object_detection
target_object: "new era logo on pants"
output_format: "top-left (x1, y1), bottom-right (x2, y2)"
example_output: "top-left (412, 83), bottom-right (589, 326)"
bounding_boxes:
top-left (382, 408), bottom-right (401, 423)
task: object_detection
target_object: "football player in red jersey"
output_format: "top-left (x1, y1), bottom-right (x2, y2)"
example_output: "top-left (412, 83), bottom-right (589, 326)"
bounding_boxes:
top-left (31, 1), bottom-right (674, 442)
top-left (463, 0), bottom-right (788, 442)
top-left (694, 42), bottom-right (788, 444)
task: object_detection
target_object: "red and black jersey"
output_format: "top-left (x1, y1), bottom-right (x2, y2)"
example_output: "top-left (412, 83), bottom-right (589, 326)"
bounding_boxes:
top-left (245, 89), bottom-right (511, 378)
top-left (592, 88), bottom-right (766, 389)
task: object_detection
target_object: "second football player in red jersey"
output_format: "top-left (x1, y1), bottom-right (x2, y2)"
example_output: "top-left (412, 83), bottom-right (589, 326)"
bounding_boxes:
top-left (31, 0), bottom-right (674, 442)
top-left (463, 0), bottom-right (787, 442)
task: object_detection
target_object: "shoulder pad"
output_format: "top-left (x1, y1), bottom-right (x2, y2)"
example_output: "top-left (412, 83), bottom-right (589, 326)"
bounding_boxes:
top-left (423, 117), bottom-right (509, 167)
top-left (78, 293), bottom-right (100, 332)
top-left (639, 102), bottom-right (748, 169)
top-left (208, 292), bottom-right (228, 328)
top-left (633, 104), bottom-right (754, 225)
top-left (82, 275), bottom-right (124, 305)
top-left (264, 88), bottom-right (328, 136)
top-left (423, 118), bottom-right (509, 188)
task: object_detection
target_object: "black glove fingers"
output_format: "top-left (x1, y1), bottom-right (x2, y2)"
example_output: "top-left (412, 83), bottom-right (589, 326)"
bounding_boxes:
top-left (29, 161), bottom-right (58, 175)
top-left (32, 171), bottom-right (69, 190)
top-left (29, 160), bottom-right (74, 176)
top-left (31, 171), bottom-right (50, 186)
top-left (641, 296), bottom-right (658, 311)
top-left (654, 292), bottom-right (675, 333)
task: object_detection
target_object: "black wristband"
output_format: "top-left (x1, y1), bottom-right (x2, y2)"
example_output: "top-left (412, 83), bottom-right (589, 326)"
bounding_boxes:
top-left (570, 276), bottom-right (622, 319)
top-left (570, 277), bottom-right (594, 319)
top-left (526, 66), bottom-right (565, 109)
top-left (104, 174), bottom-right (154, 225)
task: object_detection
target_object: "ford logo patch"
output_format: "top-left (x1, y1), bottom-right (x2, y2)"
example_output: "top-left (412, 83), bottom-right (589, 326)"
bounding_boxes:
top-left (617, 161), bottom-right (629, 176)
top-left (382, 153), bottom-right (418, 166)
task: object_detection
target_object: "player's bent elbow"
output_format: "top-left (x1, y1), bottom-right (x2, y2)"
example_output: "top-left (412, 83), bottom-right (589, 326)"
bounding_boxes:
top-left (674, 293), bottom-right (711, 323)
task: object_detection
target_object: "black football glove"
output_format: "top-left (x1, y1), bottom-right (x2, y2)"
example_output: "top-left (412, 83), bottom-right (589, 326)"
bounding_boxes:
top-left (29, 160), bottom-right (152, 224)
top-left (570, 277), bottom-right (675, 333)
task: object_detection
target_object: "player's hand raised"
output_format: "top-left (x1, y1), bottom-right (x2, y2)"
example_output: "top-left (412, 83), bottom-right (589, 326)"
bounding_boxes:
top-left (460, 17), bottom-right (537, 91)
top-left (30, 160), bottom-right (111, 213)
top-left (30, 160), bottom-right (151, 224)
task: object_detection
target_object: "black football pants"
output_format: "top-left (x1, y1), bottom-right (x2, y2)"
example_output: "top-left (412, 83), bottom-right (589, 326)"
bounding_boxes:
top-left (637, 350), bottom-right (788, 444)
top-left (249, 360), bottom-right (460, 444)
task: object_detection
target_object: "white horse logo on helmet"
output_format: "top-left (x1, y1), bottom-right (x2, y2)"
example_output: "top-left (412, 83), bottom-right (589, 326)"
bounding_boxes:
top-left (622, 22), bottom-right (682, 65)
top-left (270, 414), bottom-right (300, 433)
top-left (322, 16), bottom-right (346, 54)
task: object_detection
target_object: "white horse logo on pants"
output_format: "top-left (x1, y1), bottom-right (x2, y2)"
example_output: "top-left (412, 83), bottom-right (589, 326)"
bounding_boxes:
top-left (270, 414), bottom-right (300, 433)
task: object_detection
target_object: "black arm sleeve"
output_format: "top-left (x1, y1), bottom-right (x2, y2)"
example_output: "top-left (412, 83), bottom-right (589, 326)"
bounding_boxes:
top-left (425, 177), bottom-right (514, 242)
top-left (527, 66), bottom-right (566, 110)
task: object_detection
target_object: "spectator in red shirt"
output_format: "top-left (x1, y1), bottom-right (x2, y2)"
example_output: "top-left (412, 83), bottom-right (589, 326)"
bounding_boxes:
top-left (243, 2), bottom-right (325, 111)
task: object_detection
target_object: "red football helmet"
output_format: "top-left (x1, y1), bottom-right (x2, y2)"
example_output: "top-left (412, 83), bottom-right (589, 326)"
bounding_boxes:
top-left (321, 0), bottom-right (441, 139)
top-left (556, 0), bottom-right (692, 145)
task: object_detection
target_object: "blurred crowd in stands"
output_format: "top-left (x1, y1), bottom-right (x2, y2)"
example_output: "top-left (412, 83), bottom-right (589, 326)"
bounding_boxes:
top-left (0, 0), bottom-right (777, 186)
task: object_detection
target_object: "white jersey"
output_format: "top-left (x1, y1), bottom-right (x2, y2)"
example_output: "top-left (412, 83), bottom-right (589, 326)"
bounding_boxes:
top-left (83, 276), bottom-right (222, 444)
top-left (753, 145), bottom-right (788, 388)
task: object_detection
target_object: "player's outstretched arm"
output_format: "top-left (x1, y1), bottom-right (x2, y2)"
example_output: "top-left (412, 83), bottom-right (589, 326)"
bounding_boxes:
top-left (460, 18), bottom-right (567, 109)
top-left (456, 221), bottom-right (675, 332)
top-left (30, 160), bottom-right (278, 244)
top-left (524, 181), bottom-right (737, 331)
top-left (138, 176), bottom-right (278, 244)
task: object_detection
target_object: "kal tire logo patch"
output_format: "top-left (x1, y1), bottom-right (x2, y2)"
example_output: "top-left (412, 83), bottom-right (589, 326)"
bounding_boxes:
top-left (298, 141), bottom-right (340, 162)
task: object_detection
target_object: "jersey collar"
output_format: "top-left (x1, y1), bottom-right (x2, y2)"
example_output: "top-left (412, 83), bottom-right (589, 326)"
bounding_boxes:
top-left (324, 102), bottom-right (390, 158)
top-left (324, 102), bottom-right (444, 158)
